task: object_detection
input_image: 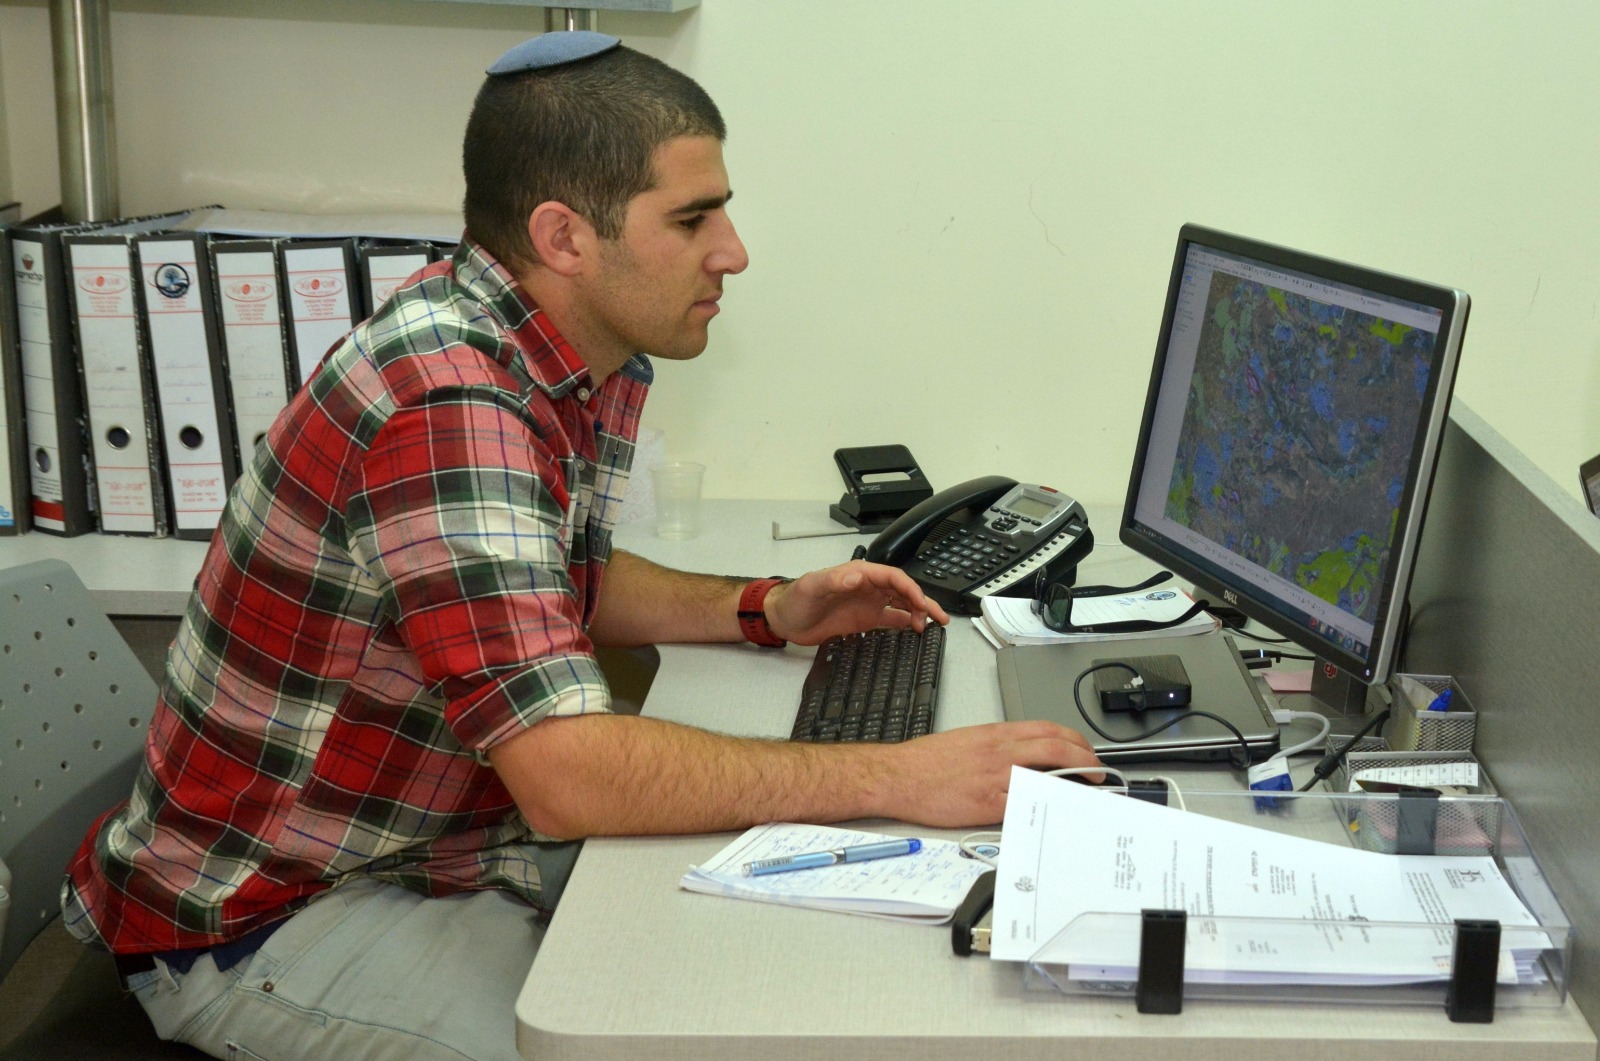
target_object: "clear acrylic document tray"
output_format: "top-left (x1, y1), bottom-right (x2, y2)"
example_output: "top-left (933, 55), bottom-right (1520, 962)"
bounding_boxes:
top-left (1022, 789), bottom-right (1571, 1015)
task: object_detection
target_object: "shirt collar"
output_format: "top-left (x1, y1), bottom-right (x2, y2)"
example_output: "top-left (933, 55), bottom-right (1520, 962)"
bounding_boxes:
top-left (450, 237), bottom-right (653, 396)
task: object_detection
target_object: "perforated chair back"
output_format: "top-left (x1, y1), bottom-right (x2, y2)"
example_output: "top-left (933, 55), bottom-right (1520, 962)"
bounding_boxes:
top-left (0, 559), bottom-right (156, 982)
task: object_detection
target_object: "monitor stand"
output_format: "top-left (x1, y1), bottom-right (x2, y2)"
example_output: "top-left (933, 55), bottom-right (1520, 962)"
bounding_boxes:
top-left (1308, 657), bottom-right (1387, 738)
top-left (1310, 659), bottom-right (1367, 714)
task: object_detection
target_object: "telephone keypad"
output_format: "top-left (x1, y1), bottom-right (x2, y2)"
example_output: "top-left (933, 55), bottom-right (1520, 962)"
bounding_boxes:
top-left (922, 528), bottom-right (1015, 583)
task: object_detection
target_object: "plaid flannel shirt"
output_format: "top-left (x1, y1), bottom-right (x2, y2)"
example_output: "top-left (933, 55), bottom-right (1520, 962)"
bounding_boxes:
top-left (62, 239), bottom-right (651, 953)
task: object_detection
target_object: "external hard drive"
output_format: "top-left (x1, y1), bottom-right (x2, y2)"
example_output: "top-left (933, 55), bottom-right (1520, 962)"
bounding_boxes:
top-left (1092, 654), bottom-right (1193, 713)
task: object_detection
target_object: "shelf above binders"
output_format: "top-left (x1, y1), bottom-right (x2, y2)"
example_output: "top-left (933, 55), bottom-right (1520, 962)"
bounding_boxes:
top-left (411, 0), bottom-right (700, 10)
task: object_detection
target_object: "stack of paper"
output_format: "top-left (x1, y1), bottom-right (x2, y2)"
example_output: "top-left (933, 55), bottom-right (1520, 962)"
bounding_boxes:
top-left (680, 822), bottom-right (989, 924)
top-left (974, 590), bottom-right (1218, 648)
top-left (992, 768), bottom-right (1551, 986)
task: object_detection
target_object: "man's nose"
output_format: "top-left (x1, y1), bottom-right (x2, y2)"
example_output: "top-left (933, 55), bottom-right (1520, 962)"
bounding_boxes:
top-left (709, 215), bottom-right (748, 276)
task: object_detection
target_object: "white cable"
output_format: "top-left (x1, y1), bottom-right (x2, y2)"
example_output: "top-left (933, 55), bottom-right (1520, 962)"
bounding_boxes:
top-left (962, 768), bottom-right (1129, 865)
top-left (1144, 775), bottom-right (1187, 811)
top-left (1269, 709), bottom-right (1332, 761)
top-left (1042, 766), bottom-right (1130, 788)
top-left (1042, 766), bottom-right (1187, 808)
top-left (957, 831), bottom-right (1003, 866)
top-left (965, 768), bottom-right (1191, 865)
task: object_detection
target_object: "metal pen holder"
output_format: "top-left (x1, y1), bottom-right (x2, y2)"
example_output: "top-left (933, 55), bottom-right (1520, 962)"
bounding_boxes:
top-left (1322, 673), bottom-right (1487, 857)
top-left (1387, 673), bottom-right (1477, 753)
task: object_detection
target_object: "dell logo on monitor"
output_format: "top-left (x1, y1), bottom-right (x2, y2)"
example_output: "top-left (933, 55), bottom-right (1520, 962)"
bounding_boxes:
top-left (1222, 589), bottom-right (1239, 605)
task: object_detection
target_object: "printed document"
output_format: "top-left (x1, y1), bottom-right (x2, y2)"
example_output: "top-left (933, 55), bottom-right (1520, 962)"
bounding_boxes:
top-left (681, 822), bottom-right (988, 923)
top-left (992, 768), bottom-right (1548, 984)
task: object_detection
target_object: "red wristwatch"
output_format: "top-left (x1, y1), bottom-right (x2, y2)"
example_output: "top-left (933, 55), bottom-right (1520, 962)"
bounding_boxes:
top-left (737, 577), bottom-right (790, 647)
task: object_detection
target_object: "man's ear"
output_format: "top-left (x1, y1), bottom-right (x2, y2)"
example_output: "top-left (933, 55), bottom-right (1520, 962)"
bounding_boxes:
top-left (527, 202), bottom-right (593, 277)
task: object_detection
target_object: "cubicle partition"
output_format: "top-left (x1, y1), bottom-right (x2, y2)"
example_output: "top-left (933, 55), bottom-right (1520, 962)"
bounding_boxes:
top-left (1405, 400), bottom-right (1600, 1022)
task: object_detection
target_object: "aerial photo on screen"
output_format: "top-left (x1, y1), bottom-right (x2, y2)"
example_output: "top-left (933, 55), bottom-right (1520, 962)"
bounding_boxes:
top-left (1165, 273), bottom-right (1433, 624)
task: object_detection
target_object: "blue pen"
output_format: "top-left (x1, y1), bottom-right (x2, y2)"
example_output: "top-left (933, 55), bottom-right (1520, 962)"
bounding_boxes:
top-left (1425, 688), bottom-right (1454, 712)
top-left (742, 838), bottom-right (922, 877)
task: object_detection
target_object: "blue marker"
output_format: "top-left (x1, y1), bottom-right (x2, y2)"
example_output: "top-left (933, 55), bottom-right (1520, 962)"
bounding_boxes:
top-left (742, 838), bottom-right (922, 877)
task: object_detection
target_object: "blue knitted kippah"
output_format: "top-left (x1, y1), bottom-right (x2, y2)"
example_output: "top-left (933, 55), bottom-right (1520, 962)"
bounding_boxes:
top-left (487, 31), bottom-right (622, 76)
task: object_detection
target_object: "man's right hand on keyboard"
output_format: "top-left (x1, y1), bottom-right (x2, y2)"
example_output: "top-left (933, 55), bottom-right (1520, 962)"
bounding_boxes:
top-left (875, 720), bottom-right (1104, 828)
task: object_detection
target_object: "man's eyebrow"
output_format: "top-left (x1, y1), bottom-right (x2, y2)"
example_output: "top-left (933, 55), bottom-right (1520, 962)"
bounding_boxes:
top-left (669, 191), bottom-right (733, 215)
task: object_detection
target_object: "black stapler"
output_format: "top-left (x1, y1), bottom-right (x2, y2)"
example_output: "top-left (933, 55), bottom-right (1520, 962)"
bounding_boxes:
top-left (951, 870), bottom-right (995, 956)
top-left (828, 445), bottom-right (934, 532)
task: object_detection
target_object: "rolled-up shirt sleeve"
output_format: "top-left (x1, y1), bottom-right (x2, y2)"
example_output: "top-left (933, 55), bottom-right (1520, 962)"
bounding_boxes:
top-left (345, 385), bottom-right (612, 753)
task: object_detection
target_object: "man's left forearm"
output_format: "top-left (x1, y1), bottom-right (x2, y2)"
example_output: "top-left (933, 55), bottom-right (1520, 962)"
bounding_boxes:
top-left (587, 550), bottom-right (752, 647)
top-left (589, 551), bottom-right (948, 649)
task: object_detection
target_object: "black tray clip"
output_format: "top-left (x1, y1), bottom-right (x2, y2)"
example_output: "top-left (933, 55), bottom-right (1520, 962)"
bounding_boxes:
top-left (1136, 908), bottom-right (1187, 1014)
top-left (1447, 918), bottom-right (1500, 1023)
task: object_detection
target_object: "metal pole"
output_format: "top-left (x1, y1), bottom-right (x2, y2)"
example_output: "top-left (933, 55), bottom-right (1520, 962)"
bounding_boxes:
top-left (50, 0), bottom-right (118, 222)
top-left (544, 8), bottom-right (598, 33)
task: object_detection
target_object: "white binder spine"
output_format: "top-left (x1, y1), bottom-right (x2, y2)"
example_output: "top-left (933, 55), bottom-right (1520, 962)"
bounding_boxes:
top-left (211, 243), bottom-right (291, 465)
top-left (0, 227), bottom-right (26, 534)
top-left (280, 242), bottom-right (357, 390)
top-left (66, 238), bottom-right (166, 536)
top-left (137, 235), bottom-right (236, 540)
top-left (11, 234), bottom-right (83, 533)
top-left (360, 244), bottom-right (434, 319)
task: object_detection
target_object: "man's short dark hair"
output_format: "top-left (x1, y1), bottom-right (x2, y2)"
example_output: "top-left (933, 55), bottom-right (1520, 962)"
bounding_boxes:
top-left (463, 45), bottom-right (725, 271)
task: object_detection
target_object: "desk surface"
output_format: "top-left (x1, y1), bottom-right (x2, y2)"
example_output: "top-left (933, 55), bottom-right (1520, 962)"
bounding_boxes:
top-left (514, 501), bottom-right (1598, 1061)
top-left (0, 531), bottom-right (208, 616)
top-left (6, 503), bottom-right (1594, 1057)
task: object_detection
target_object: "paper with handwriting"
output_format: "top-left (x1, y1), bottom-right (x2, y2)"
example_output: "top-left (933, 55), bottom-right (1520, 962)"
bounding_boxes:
top-left (681, 822), bottom-right (989, 923)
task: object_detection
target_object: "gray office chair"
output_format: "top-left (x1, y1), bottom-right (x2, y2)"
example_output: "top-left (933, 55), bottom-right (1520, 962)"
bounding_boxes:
top-left (0, 559), bottom-right (198, 1059)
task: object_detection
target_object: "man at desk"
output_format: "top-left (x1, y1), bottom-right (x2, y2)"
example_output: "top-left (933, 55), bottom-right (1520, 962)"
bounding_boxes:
top-left (61, 33), bottom-right (1099, 1061)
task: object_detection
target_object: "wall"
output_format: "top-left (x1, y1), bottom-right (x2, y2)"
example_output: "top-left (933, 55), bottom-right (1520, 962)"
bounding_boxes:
top-left (0, 29), bottom-right (10, 207)
top-left (2, 0), bottom-right (1597, 509)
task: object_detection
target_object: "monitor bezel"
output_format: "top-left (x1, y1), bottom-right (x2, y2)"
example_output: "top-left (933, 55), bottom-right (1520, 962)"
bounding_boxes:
top-left (1119, 224), bottom-right (1470, 685)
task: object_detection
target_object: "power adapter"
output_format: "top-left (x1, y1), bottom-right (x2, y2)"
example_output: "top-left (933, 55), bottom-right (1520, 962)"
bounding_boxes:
top-left (1092, 654), bottom-right (1193, 713)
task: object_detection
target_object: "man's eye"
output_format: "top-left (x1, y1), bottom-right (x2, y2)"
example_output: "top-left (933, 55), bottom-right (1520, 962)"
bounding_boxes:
top-left (679, 215), bottom-right (706, 231)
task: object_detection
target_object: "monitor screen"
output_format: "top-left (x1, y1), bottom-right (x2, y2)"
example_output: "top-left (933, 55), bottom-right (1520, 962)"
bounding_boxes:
top-left (1121, 226), bottom-right (1470, 685)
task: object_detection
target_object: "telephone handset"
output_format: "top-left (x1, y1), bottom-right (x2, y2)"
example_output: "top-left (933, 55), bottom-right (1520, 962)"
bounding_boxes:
top-left (864, 475), bottom-right (1094, 616)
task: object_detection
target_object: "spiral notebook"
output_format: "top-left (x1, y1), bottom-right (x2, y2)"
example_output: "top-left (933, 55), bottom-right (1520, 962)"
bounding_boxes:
top-left (679, 822), bottom-right (989, 924)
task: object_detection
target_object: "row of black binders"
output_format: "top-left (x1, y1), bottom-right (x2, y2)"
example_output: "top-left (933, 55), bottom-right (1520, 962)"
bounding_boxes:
top-left (0, 206), bottom-right (459, 540)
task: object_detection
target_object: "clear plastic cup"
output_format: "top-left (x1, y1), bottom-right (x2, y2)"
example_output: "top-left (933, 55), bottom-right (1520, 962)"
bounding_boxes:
top-left (649, 461), bottom-right (705, 540)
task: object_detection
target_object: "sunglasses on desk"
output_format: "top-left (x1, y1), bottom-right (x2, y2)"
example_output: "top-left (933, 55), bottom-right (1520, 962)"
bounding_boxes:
top-left (1029, 569), bottom-right (1213, 635)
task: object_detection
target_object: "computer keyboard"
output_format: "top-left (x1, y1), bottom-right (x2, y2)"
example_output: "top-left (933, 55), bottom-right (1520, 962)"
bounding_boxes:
top-left (789, 624), bottom-right (945, 743)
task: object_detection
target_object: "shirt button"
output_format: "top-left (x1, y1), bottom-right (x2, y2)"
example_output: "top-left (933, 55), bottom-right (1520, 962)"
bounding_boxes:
top-left (576, 387), bottom-right (592, 402)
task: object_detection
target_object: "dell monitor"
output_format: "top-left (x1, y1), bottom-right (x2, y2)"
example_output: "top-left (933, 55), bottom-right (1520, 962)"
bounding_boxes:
top-left (1121, 225), bottom-right (1470, 714)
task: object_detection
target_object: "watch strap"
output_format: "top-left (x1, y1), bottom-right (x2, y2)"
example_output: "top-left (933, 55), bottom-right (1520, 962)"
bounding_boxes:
top-left (738, 577), bottom-right (790, 648)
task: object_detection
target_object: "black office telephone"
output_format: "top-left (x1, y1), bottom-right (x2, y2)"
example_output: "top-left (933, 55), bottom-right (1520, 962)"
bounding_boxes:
top-left (863, 475), bottom-right (1094, 616)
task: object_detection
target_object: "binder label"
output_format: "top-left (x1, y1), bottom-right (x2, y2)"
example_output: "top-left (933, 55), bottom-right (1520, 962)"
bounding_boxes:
top-left (153, 263), bottom-right (193, 299)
